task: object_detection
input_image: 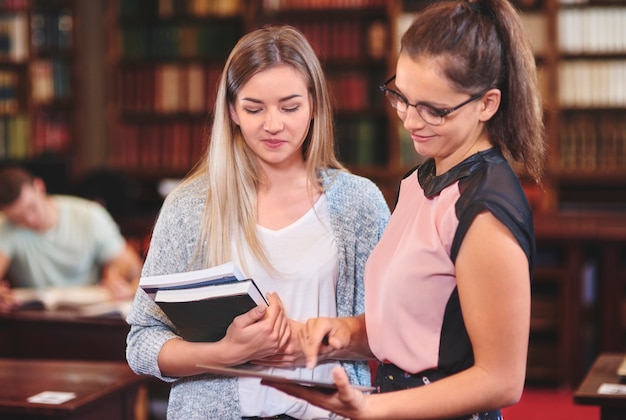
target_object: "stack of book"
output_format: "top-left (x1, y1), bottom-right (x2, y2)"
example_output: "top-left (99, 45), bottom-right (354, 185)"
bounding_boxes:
top-left (139, 262), bottom-right (267, 342)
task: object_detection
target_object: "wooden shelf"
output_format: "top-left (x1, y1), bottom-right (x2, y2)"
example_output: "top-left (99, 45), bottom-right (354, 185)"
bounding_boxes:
top-left (529, 213), bottom-right (626, 386)
top-left (104, 0), bottom-right (398, 185)
top-left (0, 0), bottom-right (76, 166)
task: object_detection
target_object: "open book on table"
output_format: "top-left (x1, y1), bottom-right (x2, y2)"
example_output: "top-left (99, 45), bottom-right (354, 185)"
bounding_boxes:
top-left (12, 285), bottom-right (131, 318)
top-left (139, 261), bottom-right (268, 342)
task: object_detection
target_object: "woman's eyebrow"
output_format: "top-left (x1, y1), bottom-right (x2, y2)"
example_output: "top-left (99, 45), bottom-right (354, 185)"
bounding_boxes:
top-left (240, 94), bottom-right (303, 103)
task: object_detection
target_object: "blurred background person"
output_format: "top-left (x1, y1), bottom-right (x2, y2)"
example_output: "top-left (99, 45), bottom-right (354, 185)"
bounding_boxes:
top-left (0, 164), bottom-right (142, 312)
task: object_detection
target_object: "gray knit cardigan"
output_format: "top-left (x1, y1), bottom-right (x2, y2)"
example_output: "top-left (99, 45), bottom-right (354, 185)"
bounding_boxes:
top-left (126, 169), bottom-right (390, 419)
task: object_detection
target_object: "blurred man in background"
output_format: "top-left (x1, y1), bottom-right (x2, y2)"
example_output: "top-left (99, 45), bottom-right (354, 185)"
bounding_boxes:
top-left (0, 164), bottom-right (142, 312)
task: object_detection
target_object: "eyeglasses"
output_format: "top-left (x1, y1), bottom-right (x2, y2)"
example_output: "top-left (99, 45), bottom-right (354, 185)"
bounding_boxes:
top-left (379, 75), bottom-right (487, 126)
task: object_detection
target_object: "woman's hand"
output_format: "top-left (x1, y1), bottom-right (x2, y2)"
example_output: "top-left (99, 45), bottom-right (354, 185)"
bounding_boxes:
top-left (158, 292), bottom-right (292, 376)
top-left (263, 366), bottom-right (370, 419)
top-left (221, 292), bottom-right (291, 364)
top-left (253, 314), bottom-right (371, 368)
top-left (299, 315), bottom-right (365, 369)
top-left (250, 319), bottom-right (307, 367)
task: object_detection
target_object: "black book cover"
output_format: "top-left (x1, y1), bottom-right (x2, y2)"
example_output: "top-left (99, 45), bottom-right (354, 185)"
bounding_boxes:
top-left (155, 279), bottom-right (266, 342)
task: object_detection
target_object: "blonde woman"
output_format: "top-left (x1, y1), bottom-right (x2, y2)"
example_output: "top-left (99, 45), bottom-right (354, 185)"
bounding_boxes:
top-left (126, 25), bottom-right (390, 419)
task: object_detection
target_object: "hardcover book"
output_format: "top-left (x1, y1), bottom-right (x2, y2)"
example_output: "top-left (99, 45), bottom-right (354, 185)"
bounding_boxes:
top-left (140, 262), bottom-right (268, 342)
top-left (139, 261), bottom-right (245, 296)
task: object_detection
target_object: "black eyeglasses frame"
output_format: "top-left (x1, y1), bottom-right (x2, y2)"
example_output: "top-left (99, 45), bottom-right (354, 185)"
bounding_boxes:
top-left (379, 75), bottom-right (489, 126)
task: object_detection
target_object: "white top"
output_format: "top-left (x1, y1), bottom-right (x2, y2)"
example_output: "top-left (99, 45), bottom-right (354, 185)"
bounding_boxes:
top-left (235, 194), bottom-right (341, 419)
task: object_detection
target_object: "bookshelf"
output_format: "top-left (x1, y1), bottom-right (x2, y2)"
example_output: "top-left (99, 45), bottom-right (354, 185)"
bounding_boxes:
top-left (531, 214), bottom-right (626, 387)
top-left (599, 239), bottom-right (626, 353)
top-left (554, 0), bottom-right (626, 213)
top-left (527, 237), bottom-right (579, 385)
top-left (516, 0), bottom-right (626, 387)
top-left (104, 0), bottom-right (402, 203)
top-left (535, 0), bottom-right (626, 387)
top-left (0, 0), bottom-right (75, 171)
top-left (105, 0), bottom-right (245, 179)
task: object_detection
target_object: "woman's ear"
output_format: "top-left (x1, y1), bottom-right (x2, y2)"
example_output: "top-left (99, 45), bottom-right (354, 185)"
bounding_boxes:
top-left (229, 104), bottom-right (240, 126)
top-left (479, 88), bottom-right (501, 122)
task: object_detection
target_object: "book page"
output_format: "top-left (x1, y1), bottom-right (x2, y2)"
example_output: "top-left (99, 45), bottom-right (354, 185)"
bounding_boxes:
top-left (12, 285), bottom-right (113, 310)
top-left (139, 261), bottom-right (245, 289)
top-left (11, 285), bottom-right (130, 317)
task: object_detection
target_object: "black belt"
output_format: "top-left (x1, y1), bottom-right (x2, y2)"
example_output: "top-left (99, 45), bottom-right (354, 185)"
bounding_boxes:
top-left (242, 415), bottom-right (297, 420)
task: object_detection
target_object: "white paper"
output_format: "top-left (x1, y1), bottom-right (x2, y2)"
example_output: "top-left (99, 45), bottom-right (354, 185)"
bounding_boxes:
top-left (27, 391), bottom-right (77, 404)
top-left (597, 383), bottom-right (626, 395)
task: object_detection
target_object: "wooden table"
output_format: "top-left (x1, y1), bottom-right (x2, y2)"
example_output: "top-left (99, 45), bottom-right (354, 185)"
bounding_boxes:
top-left (0, 308), bottom-right (169, 419)
top-left (574, 353), bottom-right (626, 420)
top-left (0, 358), bottom-right (146, 419)
top-left (0, 309), bottom-right (130, 361)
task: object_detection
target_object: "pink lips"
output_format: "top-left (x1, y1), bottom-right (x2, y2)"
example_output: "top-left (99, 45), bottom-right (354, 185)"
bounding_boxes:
top-left (263, 139), bottom-right (286, 148)
top-left (411, 133), bottom-right (433, 143)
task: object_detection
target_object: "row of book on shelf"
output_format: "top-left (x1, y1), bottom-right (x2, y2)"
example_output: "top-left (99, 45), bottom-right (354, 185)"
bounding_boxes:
top-left (0, 69), bottom-right (18, 114)
top-left (30, 59), bottom-right (72, 103)
top-left (0, 0), bottom-right (69, 9)
top-left (0, 112), bottom-right (70, 160)
top-left (0, 114), bottom-right (26, 159)
top-left (119, 20), bottom-right (388, 63)
top-left (262, 0), bottom-right (388, 9)
top-left (30, 7), bottom-right (73, 52)
top-left (490, 8), bottom-right (626, 58)
top-left (278, 20), bottom-right (389, 61)
top-left (119, 23), bottom-right (241, 61)
top-left (336, 117), bottom-right (387, 166)
top-left (0, 0), bottom-right (29, 11)
top-left (558, 7), bottom-right (626, 54)
top-left (0, 7), bottom-right (72, 62)
top-left (120, 0), bottom-right (388, 18)
top-left (116, 64), bottom-right (385, 116)
top-left (0, 59), bottom-right (72, 113)
top-left (109, 121), bottom-right (206, 173)
top-left (117, 64), bottom-right (221, 115)
top-left (108, 117), bottom-right (389, 173)
top-left (0, 12), bottom-right (27, 62)
top-left (121, 0), bottom-right (388, 18)
top-left (328, 71), bottom-right (382, 112)
top-left (558, 60), bottom-right (626, 107)
top-left (120, 0), bottom-right (243, 18)
top-left (558, 113), bottom-right (626, 171)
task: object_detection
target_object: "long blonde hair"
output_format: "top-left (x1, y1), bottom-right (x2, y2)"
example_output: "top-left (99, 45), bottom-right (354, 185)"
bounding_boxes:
top-left (184, 25), bottom-right (345, 271)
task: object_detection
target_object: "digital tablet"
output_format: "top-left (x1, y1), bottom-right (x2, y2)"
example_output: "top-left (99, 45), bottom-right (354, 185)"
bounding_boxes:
top-left (196, 364), bottom-right (376, 392)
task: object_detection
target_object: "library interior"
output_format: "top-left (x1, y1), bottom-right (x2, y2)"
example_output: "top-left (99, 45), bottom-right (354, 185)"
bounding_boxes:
top-left (1, 0), bottom-right (626, 419)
